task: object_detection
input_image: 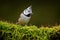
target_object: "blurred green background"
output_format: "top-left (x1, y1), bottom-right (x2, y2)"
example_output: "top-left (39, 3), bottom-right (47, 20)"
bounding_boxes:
top-left (0, 0), bottom-right (60, 26)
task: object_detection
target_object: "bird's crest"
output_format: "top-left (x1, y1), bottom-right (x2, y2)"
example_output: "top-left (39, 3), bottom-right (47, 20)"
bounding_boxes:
top-left (23, 5), bottom-right (32, 15)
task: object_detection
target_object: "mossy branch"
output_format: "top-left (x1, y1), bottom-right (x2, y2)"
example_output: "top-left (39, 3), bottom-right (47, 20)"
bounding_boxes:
top-left (0, 21), bottom-right (60, 40)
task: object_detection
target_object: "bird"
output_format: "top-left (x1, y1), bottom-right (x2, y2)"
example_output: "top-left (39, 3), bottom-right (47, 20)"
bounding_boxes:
top-left (16, 6), bottom-right (32, 26)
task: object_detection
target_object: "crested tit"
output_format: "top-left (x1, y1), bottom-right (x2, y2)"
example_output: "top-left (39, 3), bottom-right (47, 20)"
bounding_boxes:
top-left (16, 6), bottom-right (32, 26)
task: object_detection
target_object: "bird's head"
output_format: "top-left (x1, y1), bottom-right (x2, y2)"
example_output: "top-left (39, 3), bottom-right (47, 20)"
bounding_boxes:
top-left (23, 6), bottom-right (32, 17)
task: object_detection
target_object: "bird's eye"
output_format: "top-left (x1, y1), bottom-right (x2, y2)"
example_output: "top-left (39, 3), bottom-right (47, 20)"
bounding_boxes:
top-left (28, 11), bottom-right (30, 12)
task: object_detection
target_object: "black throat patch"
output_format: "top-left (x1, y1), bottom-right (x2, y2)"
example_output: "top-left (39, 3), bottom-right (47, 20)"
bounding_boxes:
top-left (23, 13), bottom-right (31, 17)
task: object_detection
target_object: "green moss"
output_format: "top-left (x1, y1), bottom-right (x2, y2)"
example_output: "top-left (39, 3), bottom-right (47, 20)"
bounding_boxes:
top-left (0, 21), bottom-right (60, 40)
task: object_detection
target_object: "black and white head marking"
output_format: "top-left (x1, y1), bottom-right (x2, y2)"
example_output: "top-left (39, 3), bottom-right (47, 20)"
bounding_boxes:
top-left (23, 13), bottom-right (31, 17)
top-left (22, 6), bottom-right (32, 17)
